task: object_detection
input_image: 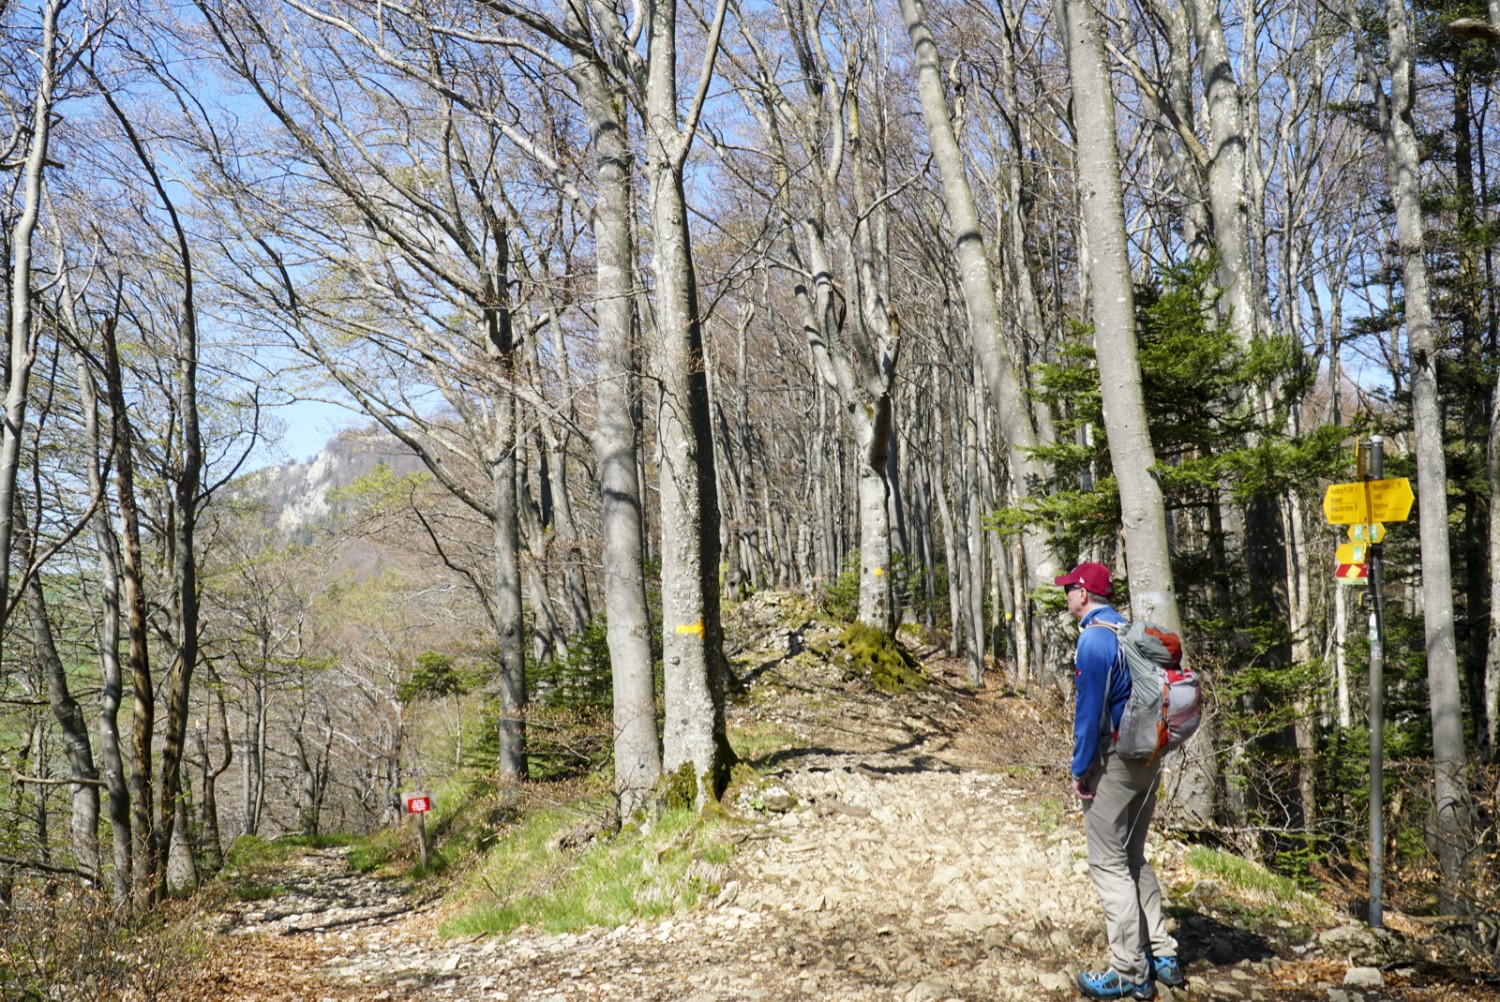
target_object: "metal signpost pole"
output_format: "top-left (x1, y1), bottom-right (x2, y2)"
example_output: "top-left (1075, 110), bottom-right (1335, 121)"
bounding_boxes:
top-left (418, 811), bottom-right (429, 870)
top-left (1366, 436), bottom-right (1385, 929)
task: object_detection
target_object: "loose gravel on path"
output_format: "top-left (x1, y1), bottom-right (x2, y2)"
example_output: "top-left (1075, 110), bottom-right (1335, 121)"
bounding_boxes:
top-left (183, 604), bottom-right (1497, 1002)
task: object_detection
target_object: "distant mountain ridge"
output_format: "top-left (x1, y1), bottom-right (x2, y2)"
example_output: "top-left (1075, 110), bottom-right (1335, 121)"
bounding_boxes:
top-left (252, 429), bottom-right (425, 533)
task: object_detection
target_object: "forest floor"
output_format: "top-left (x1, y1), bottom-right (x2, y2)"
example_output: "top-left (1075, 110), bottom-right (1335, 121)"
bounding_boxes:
top-left (175, 594), bottom-right (1498, 1002)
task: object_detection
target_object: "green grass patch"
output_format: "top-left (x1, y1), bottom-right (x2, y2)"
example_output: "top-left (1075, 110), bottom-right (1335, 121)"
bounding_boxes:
top-left (232, 883), bottom-right (285, 902)
top-left (441, 803), bottom-right (735, 937)
top-left (1184, 846), bottom-right (1330, 928)
top-left (223, 833), bottom-right (356, 873)
top-left (729, 718), bottom-right (798, 765)
top-left (1028, 795), bottom-right (1071, 833)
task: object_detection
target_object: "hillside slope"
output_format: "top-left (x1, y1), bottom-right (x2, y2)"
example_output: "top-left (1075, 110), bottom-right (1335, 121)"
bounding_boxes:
top-left (181, 594), bottom-right (1495, 1001)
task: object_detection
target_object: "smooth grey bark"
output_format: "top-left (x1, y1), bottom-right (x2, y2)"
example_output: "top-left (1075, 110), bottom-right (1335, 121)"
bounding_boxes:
top-left (0, 0), bottom-right (61, 640)
top-left (165, 794), bottom-right (198, 896)
top-left (638, 0), bottom-right (733, 803)
top-left (1355, 0), bottom-right (1469, 909)
top-left (1181, 0), bottom-right (1260, 346)
top-left (964, 391), bottom-right (986, 687)
top-left (195, 688), bottom-right (232, 874)
top-left (488, 266), bottom-right (527, 782)
top-left (898, 0), bottom-right (1056, 596)
top-left (241, 672), bottom-right (267, 836)
top-left (564, 14), bottom-right (661, 818)
top-left (1059, 0), bottom-right (1212, 826)
top-left (99, 299), bottom-right (155, 899)
top-left (1058, 0), bottom-right (1178, 625)
top-left (723, 5), bottom-right (900, 633)
top-left (784, 219), bottom-right (897, 633)
top-left (90, 398), bottom-right (133, 902)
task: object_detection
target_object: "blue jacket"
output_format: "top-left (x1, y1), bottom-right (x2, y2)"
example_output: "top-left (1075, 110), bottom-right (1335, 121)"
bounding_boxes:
top-left (1072, 605), bottom-right (1131, 777)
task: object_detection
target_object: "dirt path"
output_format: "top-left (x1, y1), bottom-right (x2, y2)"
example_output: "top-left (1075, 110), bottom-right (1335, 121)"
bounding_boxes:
top-left (182, 609), bottom-right (1495, 1002)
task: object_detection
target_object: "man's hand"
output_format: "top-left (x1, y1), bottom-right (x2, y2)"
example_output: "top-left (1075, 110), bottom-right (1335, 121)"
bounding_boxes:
top-left (1072, 774), bottom-right (1094, 800)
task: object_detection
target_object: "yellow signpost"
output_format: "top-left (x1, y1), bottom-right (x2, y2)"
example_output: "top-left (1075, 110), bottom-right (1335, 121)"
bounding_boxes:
top-left (1322, 477), bottom-right (1413, 525)
top-left (1323, 482), bottom-right (1369, 523)
top-left (1365, 478), bottom-right (1414, 522)
top-left (1347, 522), bottom-right (1387, 544)
top-left (1335, 543), bottom-right (1368, 565)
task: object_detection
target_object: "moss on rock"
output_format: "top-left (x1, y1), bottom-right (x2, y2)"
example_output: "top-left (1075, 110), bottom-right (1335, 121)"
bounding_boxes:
top-left (837, 623), bottom-right (927, 693)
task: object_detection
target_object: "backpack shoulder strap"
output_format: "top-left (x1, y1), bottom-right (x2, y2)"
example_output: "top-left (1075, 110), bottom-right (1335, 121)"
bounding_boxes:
top-left (1081, 617), bottom-right (1126, 737)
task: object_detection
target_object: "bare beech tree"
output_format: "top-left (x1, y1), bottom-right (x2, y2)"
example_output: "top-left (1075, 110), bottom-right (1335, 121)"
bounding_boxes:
top-left (1350, 0), bottom-right (1470, 912)
top-left (719, 0), bottom-right (904, 635)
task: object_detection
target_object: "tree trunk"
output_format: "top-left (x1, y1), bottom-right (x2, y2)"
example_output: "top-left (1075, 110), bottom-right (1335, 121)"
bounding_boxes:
top-left (1368, 0), bottom-right (1468, 910)
top-left (1182, 0), bottom-right (1261, 347)
top-left (26, 569), bottom-right (101, 885)
top-left (0, 0), bottom-right (61, 642)
top-left (643, 0), bottom-right (732, 806)
top-left (99, 314), bottom-right (155, 900)
top-left (488, 278), bottom-right (528, 783)
top-left (1059, 0), bottom-right (1212, 825)
top-left (76, 334), bottom-right (132, 904)
top-left (565, 28), bottom-right (662, 819)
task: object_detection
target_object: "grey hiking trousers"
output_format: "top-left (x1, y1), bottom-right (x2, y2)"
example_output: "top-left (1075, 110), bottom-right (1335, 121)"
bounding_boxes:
top-left (1081, 750), bottom-right (1178, 982)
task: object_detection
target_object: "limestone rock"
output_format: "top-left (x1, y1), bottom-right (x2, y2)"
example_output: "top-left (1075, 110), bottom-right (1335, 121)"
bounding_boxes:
top-left (1318, 924), bottom-right (1393, 965)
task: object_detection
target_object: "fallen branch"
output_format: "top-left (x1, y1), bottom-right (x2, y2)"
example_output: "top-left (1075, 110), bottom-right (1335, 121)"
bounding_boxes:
top-left (0, 854), bottom-right (96, 880)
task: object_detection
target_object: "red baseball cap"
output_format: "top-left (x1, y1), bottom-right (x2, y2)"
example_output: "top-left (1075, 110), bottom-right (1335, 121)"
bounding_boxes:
top-left (1053, 562), bottom-right (1113, 596)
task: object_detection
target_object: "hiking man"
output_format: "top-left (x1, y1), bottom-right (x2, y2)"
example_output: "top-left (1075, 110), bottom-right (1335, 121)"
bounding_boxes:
top-left (1055, 561), bottom-right (1183, 1000)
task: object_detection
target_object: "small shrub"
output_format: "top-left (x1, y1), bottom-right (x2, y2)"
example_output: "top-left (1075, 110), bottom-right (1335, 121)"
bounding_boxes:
top-left (820, 553), bottom-right (861, 621)
top-left (0, 886), bottom-right (205, 1001)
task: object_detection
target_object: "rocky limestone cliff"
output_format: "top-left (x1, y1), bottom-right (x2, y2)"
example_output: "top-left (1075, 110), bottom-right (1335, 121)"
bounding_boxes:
top-left (249, 429), bottom-right (426, 534)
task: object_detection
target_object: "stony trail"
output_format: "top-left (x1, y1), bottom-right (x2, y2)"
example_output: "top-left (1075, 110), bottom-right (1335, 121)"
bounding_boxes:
top-left (182, 603), bottom-right (1494, 1002)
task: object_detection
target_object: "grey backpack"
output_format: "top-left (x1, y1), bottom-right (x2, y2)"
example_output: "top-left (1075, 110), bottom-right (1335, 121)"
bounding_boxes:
top-left (1092, 619), bottom-right (1202, 762)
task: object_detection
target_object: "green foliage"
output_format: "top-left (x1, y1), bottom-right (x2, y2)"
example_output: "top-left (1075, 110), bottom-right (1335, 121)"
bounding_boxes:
top-left (529, 618), bottom-right (613, 711)
top-left (441, 802), bottom-right (735, 936)
top-left (223, 833), bottom-right (355, 877)
top-left (836, 623), bottom-right (927, 692)
top-left (398, 651), bottom-right (474, 704)
top-left (820, 552), bottom-right (861, 622)
top-left (325, 461), bottom-right (434, 519)
top-left (1001, 259), bottom-right (1348, 555)
top-left (232, 883), bottom-right (286, 902)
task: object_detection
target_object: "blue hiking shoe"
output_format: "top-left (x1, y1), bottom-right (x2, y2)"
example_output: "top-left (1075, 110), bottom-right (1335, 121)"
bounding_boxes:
top-left (1075, 968), bottom-right (1157, 999)
top-left (1151, 955), bottom-right (1186, 988)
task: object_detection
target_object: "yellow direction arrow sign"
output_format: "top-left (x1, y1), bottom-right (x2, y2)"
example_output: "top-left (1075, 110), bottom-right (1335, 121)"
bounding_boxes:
top-left (1348, 522), bottom-right (1387, 544)
top-left (1366, 477), bottom-right (1414, 522)
top-left (1324, 483), bottom-right (1369, 524)
top-left (1323, 478), bottom-right (1414, 525)
top-left (1335, 543), bottom-right (1368, 565)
